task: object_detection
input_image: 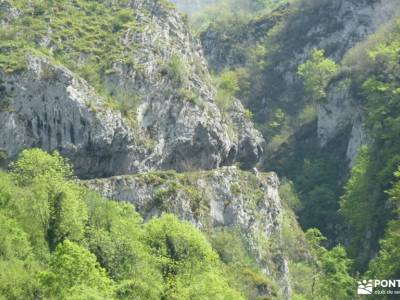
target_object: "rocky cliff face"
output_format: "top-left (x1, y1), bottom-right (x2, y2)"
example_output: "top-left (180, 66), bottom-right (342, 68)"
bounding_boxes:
top-left (0, 0), bottom-right (264, 178)
top-left (315, 0), bottom-right (400, 165)
top-left (0, 2), bottom-right (311, 298)
top-left (84, 166), bottom-right (291, 299)
top-left (0, 56), bottom-right (142, 178)
top-left (317, 77), bottom-right (366, 165)
top-left (200, 0), bottom-right (399, 159)
top-left (269, 0), bottom-right (399, 161)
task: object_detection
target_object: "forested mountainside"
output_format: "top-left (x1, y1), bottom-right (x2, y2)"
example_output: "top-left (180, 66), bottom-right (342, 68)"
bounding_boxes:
top-left (195, 0), bottom-right (400, 294)
top-left (0, 0), bottom-right (298, 299)
top-left (1, 0), bottom-right (400, 299)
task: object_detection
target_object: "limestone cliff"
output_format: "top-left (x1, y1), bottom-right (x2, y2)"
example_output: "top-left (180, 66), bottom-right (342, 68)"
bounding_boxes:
top-left (0, 0), bottom-right (264, 178)
top-left (317, 77), bottom-right (366, 166)
top-left (84, 166), bottom-right (292, 299)
top-left (267, 0), bottom-right (399, 164)
top-left (0, 1), bottom-right (320, 298)
top-left (200, 0), bottom-right (399, 163)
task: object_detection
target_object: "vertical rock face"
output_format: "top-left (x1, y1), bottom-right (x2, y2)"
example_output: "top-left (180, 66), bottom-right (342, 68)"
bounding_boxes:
top-left (315, 0), bottom-right (400, 165)
top-left (0, 0), bottom-right (265, 178)
top-left (0, 56), bottom-right (141, 178)
top-left (284, 0), bottom-right (399, 162)
top-left (266, 0), bottom-right (400, 87)
top-left (0, 2), bottom-right (303, 298)
top-left (84, 166), bottom-right (291, 299)
top-left (200, 0), bottom-right (400, 164)
top-left (317, 78), bottom-right (366, 165)
top-left (199, 0), bottom-right (399, 169)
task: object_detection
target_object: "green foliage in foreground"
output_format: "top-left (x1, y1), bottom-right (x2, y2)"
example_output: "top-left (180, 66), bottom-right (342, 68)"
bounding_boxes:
top-left (0, 149), bottom-right (250, 299)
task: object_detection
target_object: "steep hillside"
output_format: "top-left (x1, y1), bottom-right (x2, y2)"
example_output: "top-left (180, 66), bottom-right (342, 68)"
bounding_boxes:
top-left (0, 1), bottom-right (313, 299)
top-left (201, 0), bottom-right (399, 128)
top-left (85, 167), bottom-right (293, 299)
top-left (0, 149), bottom-right (290, 299)
top-left (197, 0), bottom-right (400, 279)
top-left (4, 0), bottom-right (399, 299)
top-left (200, 5), bottom-right (287, 73)
top-left (0, 0), bottom-right (264, 179)
top-left (330, 17), bottom-right (400, 269)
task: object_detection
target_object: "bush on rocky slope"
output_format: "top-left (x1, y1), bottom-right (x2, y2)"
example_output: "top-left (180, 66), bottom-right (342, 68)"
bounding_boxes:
top-left (0, 149), bottom-right (250, 299)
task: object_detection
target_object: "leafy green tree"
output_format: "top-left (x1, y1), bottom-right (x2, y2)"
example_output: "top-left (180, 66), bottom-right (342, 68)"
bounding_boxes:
top-left (10, 149), bottom-right (73, 186)
top-left (39, 240), bottom-right (113, 299)
top-left (218, 70), bottom-right (240, 95)
top-left (215, 70), bottom-right (242, 111)
top-left (305, 229), bottom-right (355, 300)
top-left (208, 227), bottom-right (278, 299)
top-left (0, 171), bottom-right (50, 258)
top-left (340, 147), bottom-right (375, 255)
top-left (0, 172), bottom-right (18, 217)
top-left (9, 150), bottom-right (88, 252)
top-left (85, 193), bottom-right (163, 300)
top-left (298, 49), bottom-right (339, 101)
top-left (0, 213), bottom-right (32, 260)
top-left (144, 214), bottom-right (218, 273)
top-left (144, 214), bottom-right (243, 299)
top-left (0, 213), bottom-right (42, 299)
top-left (0, 259), bottom-right (41, 300)
top-left (296, 157), bottom-right (342, 237)
top-left (46, 182), bottom-right (88, 250)
top-left (368, 167), bottom-right (400, 280)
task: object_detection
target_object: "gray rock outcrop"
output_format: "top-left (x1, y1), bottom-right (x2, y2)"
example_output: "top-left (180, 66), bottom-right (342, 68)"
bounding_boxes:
top-left (317, 78), bottom-right (366, 165)
top-left (84, 166), bottom-right (291, 298)
top-left (0, 0), bottom-right (264, 178)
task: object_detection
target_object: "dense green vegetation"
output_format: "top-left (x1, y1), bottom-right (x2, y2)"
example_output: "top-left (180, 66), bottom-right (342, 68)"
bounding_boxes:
top-left (276, 7), bottom-right (400, 286)
top-left (338, 18), bottom-right (400, 270)
top-left (0, 149), bottom-right (287, 299)
top-left (367, 168), bottom-right (400, 281)
top-left (304, 229), bottom-right (354, 300)
top-left (269, 9), bottom-right (400, 282)
top-left (197, 0), bottom-right (400, 294)
top-left (2, 0), bottom-right (400, 298)
top-left (0, 148), bottom-right (358, 299)
top-left (278, 182), bottom-right (357, 300)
